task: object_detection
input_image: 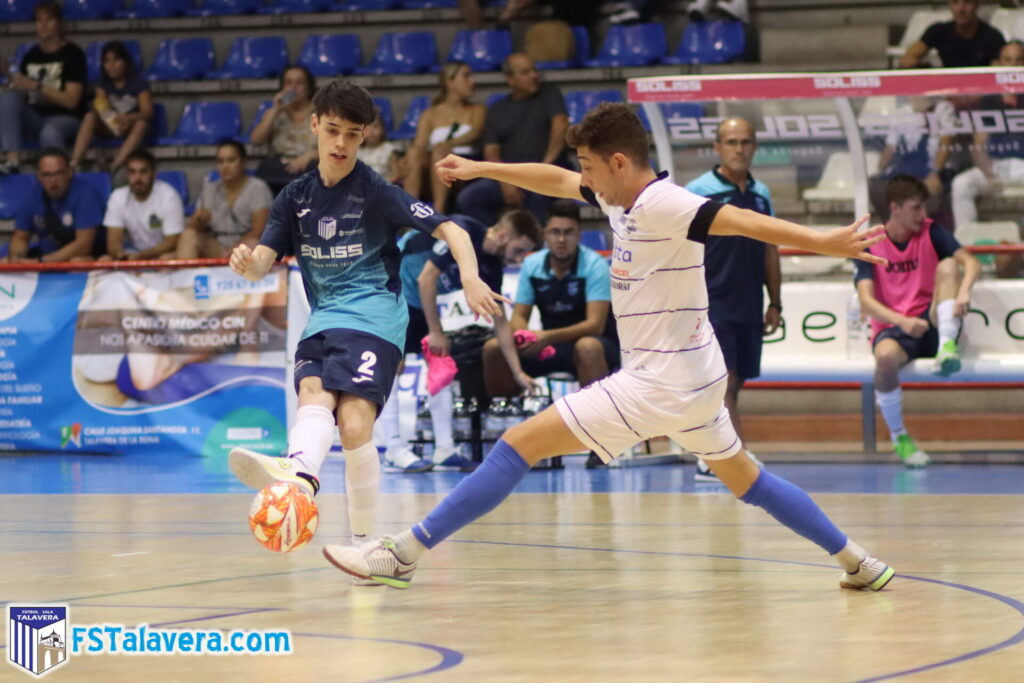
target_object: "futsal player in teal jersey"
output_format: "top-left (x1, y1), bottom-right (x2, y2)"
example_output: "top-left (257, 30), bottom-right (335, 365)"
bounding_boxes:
top-left (227, 80), bottom-right (506, 580)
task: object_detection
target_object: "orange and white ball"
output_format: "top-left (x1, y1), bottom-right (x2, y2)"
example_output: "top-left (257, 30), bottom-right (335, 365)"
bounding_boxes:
top-left (248, 482), bottom-right (319, 553)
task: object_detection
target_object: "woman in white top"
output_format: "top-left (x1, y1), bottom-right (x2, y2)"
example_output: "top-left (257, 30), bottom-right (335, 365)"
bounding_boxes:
top-left (404, 61), bottom-right (485, 212)
top-left (177, 140), bottom-right (273, 258)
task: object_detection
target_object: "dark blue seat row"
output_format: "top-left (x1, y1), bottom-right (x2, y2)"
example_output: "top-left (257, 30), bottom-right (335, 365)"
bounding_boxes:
top-left (0, 170), bottom-right (188, 221)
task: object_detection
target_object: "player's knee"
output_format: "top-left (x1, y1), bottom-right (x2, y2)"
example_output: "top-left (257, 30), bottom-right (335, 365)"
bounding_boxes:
top-left (482, 336), bottom-right (502, 359)
top-left (573, 337), bottom-right (604, 364)
top-left (874, 349), bottom-right (902, 373)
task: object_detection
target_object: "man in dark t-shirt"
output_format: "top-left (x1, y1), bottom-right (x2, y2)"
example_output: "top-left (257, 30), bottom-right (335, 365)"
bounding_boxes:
top-left (454, 53), bottom-right (569, 226)
top-left (0, 1), bottom-right (86, 174)
top-left (900, 0), bottom-right (1005, 68)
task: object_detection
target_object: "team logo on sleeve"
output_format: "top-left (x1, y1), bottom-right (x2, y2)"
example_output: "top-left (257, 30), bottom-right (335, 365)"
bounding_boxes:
top-left (318, 217), bottom-right (337, 240)
top-left (432, 241), bottom-right (449, 256)
top-left (410, 202), bottom-right (434, 219)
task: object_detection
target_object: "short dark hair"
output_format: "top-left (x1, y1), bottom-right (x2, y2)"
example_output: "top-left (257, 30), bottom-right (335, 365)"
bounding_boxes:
top-left (546, 199), bottom-right (580, 225)
top-left (311, 79), bottom-right (376, 125)
top-left (216, 139), bottom-right (247, 160)
top-left (100, 41), bottom-right (136, 79)
top-left (37, 147), bottom-right (69, 166)
top-left (566, 102), bottom-right (649, 166)
top-left (886, 174), bottom-right (928, 206)
top-left (500, 209), bottom-right (542, 246)
top-left (125, 148), bottom-right (156, 170)
top-left (33, 0), bottom-right (62, 23)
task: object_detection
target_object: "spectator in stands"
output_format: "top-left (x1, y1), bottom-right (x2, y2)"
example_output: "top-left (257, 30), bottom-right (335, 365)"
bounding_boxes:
top-left (686, 0), bottom-right (748, 23)
top-left (482, 200), bottom-right (617, 468)
top-left (404, 62), bottom-right (486, 212)
top-left (0, 148), bottom-right (102, 263)
top-left (357, 111), bottom-right (401, 182)
top-left (950, 40), bottom-right (1024, 229)
top-left (492, 0), bottom-right (600, 26)
top-left (69, 41), bottom-right (153, 176)
top-left (685, 118), bottom-right (776, 481)
top-left (176, 141), bottom-right (273, 259)
top-left (454, 53), bottom-right (568, 226)
top-left (0, 1), bottom-right (87, 175)
top-left (854, 174), bottom-right (980, 468)
top-left (99, 149), bottom-right (184, 261)
top-left (251, 65), bottom-right (317, 196)
top-left (418, 210), bottom-right (542, 471)
top-left (900, 0), bottom-right (1004, 68)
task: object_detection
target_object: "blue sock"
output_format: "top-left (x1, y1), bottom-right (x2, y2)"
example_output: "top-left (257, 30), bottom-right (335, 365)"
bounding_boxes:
top-left (740, 469), bottom-right (847, 555)
top-left (411, 439), bottom-right (531, 549)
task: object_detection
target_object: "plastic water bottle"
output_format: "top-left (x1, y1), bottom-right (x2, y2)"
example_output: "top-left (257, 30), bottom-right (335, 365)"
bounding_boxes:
top-left (845, 292), bottom-right (867, 359)
top-left (483, 398), bottom-right (507, 441)
top-left (503, 397), bottom-right (525, 432)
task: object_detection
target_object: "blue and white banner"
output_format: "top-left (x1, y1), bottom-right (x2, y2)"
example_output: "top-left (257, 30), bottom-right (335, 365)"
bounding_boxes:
top-left (0, 267), bottom-right (288, 456)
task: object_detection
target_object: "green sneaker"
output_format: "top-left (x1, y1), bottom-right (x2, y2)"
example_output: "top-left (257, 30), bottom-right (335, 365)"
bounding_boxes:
top-left (893, 434), bottom-right (930, 468)
top-left (933, 340), bottom-right (961, 377)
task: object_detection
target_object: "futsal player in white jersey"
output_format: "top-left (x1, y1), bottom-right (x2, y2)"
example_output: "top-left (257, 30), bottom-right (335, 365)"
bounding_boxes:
top-left (324, 102), bottom-right (897, 593)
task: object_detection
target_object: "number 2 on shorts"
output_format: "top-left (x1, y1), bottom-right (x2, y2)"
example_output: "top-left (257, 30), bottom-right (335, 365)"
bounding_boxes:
top-left (352, 351), bottom-right (377, 384)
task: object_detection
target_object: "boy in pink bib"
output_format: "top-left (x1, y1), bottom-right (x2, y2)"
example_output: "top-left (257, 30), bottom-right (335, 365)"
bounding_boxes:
top-left (853, 175), bottom-right (981, 467)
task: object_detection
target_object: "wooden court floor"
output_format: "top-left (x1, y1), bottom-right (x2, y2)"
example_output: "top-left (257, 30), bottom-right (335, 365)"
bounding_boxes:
top-left (2, 491), bottom-right (1023, 682)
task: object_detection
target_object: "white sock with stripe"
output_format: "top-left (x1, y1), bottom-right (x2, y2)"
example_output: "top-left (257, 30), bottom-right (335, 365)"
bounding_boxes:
top-left (344, 440), bottom-right (380, 541)
top-left (287, 404), bottom-right (336, 477)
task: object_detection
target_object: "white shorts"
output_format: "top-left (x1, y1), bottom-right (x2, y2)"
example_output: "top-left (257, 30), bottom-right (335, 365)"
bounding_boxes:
top-left (555, 368), bottom-right (740, 464)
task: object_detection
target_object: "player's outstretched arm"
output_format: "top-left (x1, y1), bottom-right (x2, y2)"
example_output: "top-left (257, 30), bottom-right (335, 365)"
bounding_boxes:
top-left (433, 221), bottom-right (510, 322)
top-left (435, 154), bottom-right (584, 201)
top-left (230, 244), bottom-right (277, 282)
top-left (710, 206), bottom-right (889, 266)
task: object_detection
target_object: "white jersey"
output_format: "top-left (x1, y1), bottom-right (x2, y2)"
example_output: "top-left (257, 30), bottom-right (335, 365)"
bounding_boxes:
top-left (588, 173), bottom-right (726, 390)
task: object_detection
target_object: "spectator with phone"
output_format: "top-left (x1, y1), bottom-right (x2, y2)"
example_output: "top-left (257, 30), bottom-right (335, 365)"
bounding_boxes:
top-left (251, 65), bottom-right (317, 195)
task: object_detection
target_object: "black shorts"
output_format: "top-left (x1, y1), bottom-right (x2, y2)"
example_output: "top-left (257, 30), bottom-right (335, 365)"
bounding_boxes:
top-left (519, 335), bottom-right (620, 378)
top-left (711, 318), bottom-right (763, 380)
top-left (872, 313), bottom-right (939, 361)
top-left (405, 304), bottom-right (429, 355)
top-left (294, 329), bottom-right (402, 413)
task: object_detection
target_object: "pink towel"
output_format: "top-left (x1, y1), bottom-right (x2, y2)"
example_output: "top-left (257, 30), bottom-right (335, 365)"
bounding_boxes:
top-left (514, 330), bottom-right (555, 361)
top-left (421, 336), bottom-right (458, 396)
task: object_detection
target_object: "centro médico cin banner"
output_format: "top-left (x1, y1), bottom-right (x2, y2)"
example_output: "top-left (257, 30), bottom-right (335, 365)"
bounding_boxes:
top-left (0, 266), bottom-right (288, 456)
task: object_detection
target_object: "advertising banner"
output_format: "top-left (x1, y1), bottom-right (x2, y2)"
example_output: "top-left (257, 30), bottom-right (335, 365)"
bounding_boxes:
top-left (0, 266), bottom-right (288, 456)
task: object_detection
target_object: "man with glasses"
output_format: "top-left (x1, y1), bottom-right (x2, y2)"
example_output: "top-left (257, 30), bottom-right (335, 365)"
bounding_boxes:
top-left (482, 200), bottom-right (617, 467)
top-left (685, 117), bottom-right (779, 481)
top-left (1, 147), bottom-right (102, 263)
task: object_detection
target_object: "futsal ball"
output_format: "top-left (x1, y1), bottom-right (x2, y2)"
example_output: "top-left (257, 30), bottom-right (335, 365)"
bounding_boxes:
top-left (248, 482), bottom-right (319, 553)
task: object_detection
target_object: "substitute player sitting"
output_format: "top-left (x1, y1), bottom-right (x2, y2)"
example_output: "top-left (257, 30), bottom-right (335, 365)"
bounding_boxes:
top-left (323, 103), bottom-right (897, 594)
top-left (855, 174), bottom-right (981, 468)
top-left (227, 80), bottom-right (504, 575)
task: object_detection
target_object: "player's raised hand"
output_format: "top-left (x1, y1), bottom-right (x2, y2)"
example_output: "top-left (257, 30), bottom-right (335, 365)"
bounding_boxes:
top-left (820, 215), bottom-right (889, 266)
top-left (435, 154), bottom-right (482, 187)
top-left (230, 243), bottom-right (254, 277)
top-left (462, 275), bottom-right (508, 323)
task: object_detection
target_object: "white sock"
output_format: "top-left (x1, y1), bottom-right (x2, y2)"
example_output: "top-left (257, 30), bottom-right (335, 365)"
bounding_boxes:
top-left (343, 440), bottom-right (380, 540)
top-left (391, 528), bottom-right (427, 564)
top-left (875, 387), bottom-right (906, 441)
top-left (935, 299), bottom-right (960, 346)
top-left (287, 404), bottom-right (336, 476)
top-left (428, 384), bottom-right (455, 454)
top-left (832, 539), bottom-right (867, 574)
top-left (378, 376), bottom-right (403, 453)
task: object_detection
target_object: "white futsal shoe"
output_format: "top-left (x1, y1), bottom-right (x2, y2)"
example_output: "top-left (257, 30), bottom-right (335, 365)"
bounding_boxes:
top-left (323, 537), bottom-right (417, 589)
top-left (839, 556), bottom-right (895, 591)
top-left (228, 447), bottom-right (319, 497)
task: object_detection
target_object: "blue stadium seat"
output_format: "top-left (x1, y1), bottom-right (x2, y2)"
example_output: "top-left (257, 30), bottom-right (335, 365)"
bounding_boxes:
top-left (209, 36), bottom-right (288, 79)
top-left (355, 32), bottom-right (438, 75)
top-left (188, 0), bottom-right (261, 16)
top-left (400, 0), bottom-right (456, 7)
top-left (298, 34), bottom-right (362, 77)
top-left (75, 172), bottom-right (114, 206)
top-left (580, 230), bottom-right (608, 251)
top-left (240, 99), bottom-right (273, 143)
top-left (0, 174), bottom-right (35, 220)
top-left (536, 25), bottom-right (590, 69)
top-left (391, 95), bottom-right (431, 140)
top-left (157, 170), bottom-right (189, 205)
top-left (636, 102), bottom-right (703, 132)
top-left (584, 23), bottom-right (666, 68)
top-left (86, 40), bottom-right (143, 84)
top-left (116, 0), bottom-right (190, 18)
top-left (447, 29), bottom-right (512, 72)
top-left (9, 42), bottom-right (35, 72)
top-left (372, 97), bottom-right (394, 133)
top-left (258, 0), bottom-right (331, 14)
top-left (663, 20), bottom-right (746, 65)
top-left (565, 90), bottom-right (624, 125)
top-left (332, 0), bottom-right (398, 8)
top-left (0, 0), bottom-right (35, 21)
top-left (64, 0), bottom-right (122, 20)
top-left (158, 101), bottom-right (242, 145)
top-left (147, 38), bottom-right (215, 81)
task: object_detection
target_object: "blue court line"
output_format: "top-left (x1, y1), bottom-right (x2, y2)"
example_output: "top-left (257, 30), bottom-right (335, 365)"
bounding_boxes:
top-left (289, 633), bottom-right (463, 683)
